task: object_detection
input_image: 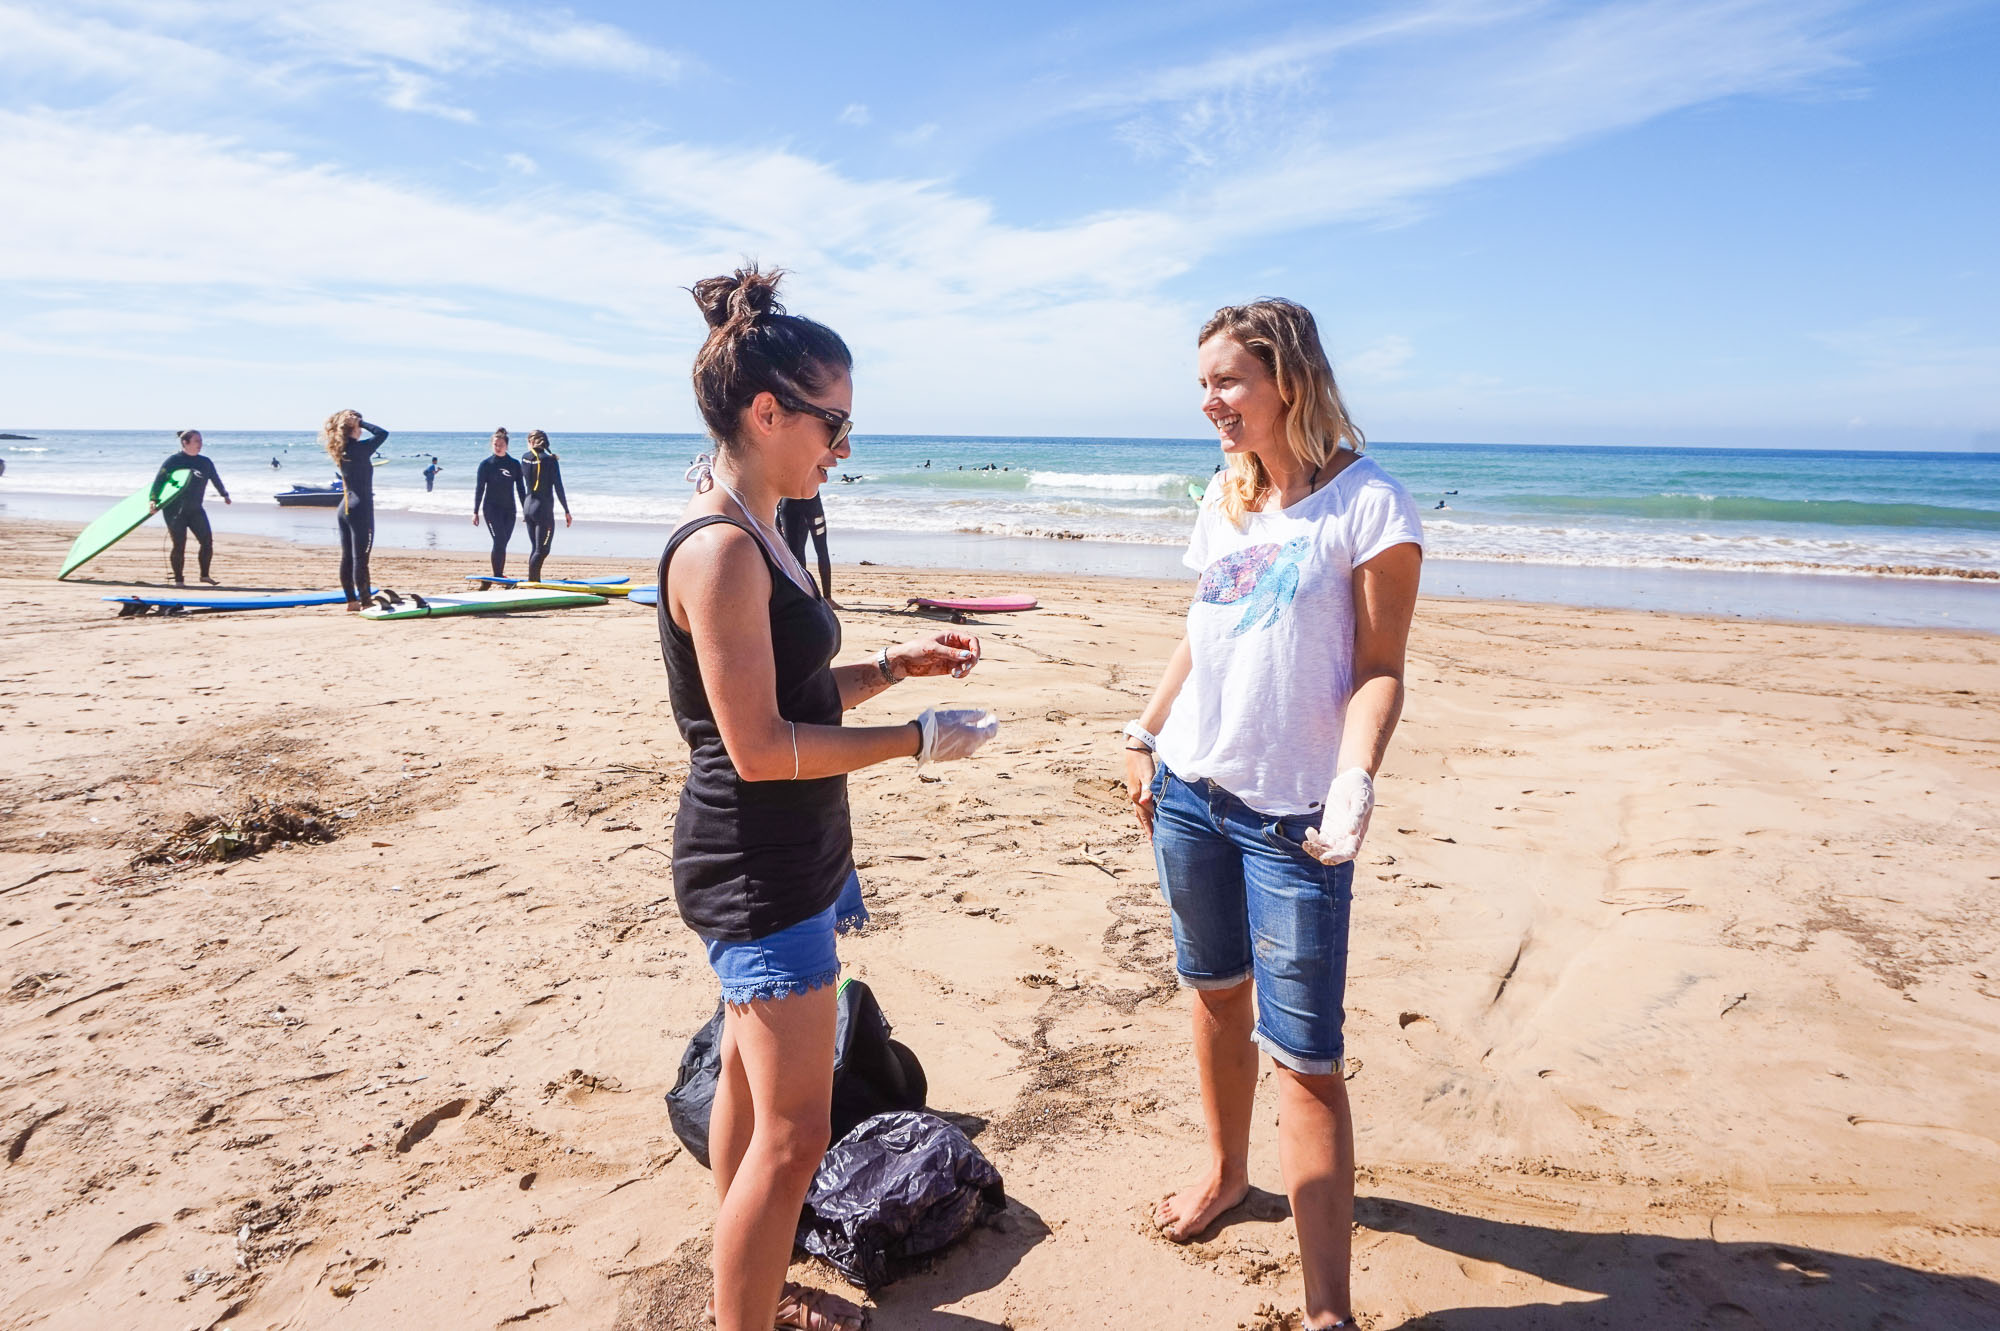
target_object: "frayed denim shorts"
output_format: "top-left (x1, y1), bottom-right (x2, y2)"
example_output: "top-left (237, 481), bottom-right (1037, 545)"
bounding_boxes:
top-left (704, 868), bottom-right (868, 1006)
top-left (1150, 764), bottom-right (1354, 1076)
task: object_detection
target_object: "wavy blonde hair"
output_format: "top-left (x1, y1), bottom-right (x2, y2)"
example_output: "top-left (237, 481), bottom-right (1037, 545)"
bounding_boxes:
top-left (1201, 299), bottom-right (1363, 529)
top-left (320, 409), bottom-right (361, 466)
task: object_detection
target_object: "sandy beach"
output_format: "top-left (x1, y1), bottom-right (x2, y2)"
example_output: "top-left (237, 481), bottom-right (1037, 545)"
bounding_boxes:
top-left (3, 515), bottom-right (1998, 1330)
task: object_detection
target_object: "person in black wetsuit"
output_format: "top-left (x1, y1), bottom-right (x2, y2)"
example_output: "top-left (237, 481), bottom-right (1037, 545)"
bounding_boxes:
top-left (320, 409), bottom-right (389, 611)
top-left (775, 493), bottom-right (833, 605)
top-left (473, 427), bottom-right (525, 577)
top-left (148, 429), bottom-right (231, 585)
top-left (520, 430), bottom-right (571, 581)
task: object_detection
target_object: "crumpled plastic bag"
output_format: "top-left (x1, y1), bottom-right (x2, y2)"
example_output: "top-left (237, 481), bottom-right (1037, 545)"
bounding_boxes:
top-left (796, 1110), bottom-right (1006, 1289)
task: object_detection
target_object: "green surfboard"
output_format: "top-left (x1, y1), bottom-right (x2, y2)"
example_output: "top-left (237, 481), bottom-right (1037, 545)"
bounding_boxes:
top-left (1188, 481), bottom-right (1207, 502)
top-left (59, 474), bottom-right (188, 579)
top-left (361, 589), bottom-right (608, 620)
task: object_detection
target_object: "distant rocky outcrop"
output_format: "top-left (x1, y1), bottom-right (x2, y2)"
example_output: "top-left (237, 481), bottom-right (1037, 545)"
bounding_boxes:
top-left (0, 433), bottom-right (36, 440)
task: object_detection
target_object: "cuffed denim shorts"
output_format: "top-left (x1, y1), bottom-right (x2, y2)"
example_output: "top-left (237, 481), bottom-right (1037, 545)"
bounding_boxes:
top-left (704, 868), bottom-right (868, 1006)
top-left (1150, 764), bottom-right (1354, 1075)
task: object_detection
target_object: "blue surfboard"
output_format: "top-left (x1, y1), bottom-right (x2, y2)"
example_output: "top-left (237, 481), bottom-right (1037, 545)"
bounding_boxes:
top-left (464, 574), bottom-right (630, 588)
top-left (626, 586), bottom-right (658, 606)
top-left (106, 591), bottom-right (364, 613)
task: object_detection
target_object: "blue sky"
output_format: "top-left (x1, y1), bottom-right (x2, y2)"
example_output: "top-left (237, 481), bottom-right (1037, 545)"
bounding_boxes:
top-left (2, 0), bottom-right (1995, 447)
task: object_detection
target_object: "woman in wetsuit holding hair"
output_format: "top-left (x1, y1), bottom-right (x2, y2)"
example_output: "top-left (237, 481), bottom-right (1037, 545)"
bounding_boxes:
top-left (660, 265), bottom-right (1000, 1331)
top-left (320, 410), bottom-right (389, 611)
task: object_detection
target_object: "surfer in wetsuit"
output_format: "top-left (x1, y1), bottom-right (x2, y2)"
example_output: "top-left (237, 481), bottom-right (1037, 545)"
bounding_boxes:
top-left (776, 493), bottom-right (834, 605)
top-left (321, 410), bottom-right (389, 611)
top-left (473, 428), bottom-right (526, 577)
top-left (148, 429), bottom-right (231, 585)
top-left (521, 430), bottom-right (571, 581)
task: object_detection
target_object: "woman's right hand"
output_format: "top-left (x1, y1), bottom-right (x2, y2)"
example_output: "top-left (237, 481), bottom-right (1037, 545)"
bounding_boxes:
top-left (914, 707), bottom-right (999, 768)
top-left (471, 512), bottom-right (481, 527)
top-left (1124, 747), bottom-right (1158, 839)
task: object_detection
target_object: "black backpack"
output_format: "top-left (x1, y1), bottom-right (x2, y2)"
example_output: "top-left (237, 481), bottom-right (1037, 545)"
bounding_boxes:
top-left (666, 978), bottom-right (927, 1168)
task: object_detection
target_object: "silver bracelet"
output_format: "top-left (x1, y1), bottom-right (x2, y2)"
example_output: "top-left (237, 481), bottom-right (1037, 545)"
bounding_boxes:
top-left (789, 721), bottom-right (800, 780)
top-left (876, 647), bottom-right (897, 684)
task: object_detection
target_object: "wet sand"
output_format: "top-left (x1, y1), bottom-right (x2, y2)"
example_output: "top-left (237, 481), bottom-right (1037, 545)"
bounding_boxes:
top-left (3, 516), bottom-right (1998, 1330)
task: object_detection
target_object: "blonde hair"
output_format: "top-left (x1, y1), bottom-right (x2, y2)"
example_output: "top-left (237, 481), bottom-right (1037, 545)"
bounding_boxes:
top-left (320, 409), bottom-right (361, 466)
top-left (1200, 299), bottom-right (1363, 529)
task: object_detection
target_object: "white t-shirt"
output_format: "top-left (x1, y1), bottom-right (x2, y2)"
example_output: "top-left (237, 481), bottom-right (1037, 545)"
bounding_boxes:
top-left (1155, 454), bottom-right (1425, 817)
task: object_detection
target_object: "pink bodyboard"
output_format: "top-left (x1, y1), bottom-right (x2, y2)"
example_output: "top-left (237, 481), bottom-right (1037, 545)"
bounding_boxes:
top-left (908, 596), bottom-right (1038, 613)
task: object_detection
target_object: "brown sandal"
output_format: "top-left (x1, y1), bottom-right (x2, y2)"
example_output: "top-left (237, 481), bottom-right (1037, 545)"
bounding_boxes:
top-left (775, 1282), bottom-right (868, 1331)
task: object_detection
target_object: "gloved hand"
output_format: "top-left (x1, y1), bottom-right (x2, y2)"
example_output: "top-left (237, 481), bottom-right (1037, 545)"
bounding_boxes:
top-left (915, 707), bottom-right (999, 769)
top-left (1301, 767), bottom-right (1374, 865)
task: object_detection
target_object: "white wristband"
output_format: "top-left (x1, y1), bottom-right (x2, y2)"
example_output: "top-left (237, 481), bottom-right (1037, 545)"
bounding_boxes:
top-left (1121, 720), bottom-right (1157, 752)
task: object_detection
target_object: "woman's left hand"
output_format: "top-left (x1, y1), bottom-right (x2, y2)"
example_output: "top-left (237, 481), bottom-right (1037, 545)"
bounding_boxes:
top-left (891, 631), bottom-right (982, 680)
top-left (1301, 768), bottom-right (1374, 865)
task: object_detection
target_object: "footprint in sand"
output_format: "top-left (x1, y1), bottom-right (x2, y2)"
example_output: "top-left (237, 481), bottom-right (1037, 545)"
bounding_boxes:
top-left (395, 1097), bottom-right (472, 1153)
top-left (1846, 1115), bottom-right (2000, 1159)
top-left (1398, 1011), bottom-right (1440, 1054)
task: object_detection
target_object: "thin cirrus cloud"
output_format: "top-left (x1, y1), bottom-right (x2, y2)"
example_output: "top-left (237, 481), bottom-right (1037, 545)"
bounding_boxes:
top-left (0, 0), bottom-right (1955, 431)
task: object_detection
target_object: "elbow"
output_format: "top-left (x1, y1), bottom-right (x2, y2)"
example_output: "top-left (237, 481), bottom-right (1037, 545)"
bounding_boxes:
top-left (724, 731), bottom-right (794, 783)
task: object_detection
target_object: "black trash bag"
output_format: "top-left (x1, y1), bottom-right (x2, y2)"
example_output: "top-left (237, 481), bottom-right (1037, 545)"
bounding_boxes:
top-left (797, 1110), bottom-right (1006, 1290)
top-left (666, 978), bottom-right (927, 1169)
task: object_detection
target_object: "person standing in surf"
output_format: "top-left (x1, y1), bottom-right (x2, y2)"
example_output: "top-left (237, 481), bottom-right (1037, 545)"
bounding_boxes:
top-left (521, 430), bottom-right (571, 582)
top-left (423, 455), bottom-right (441, 492)
top-left (148, 429), bottom-right (232, 586)
top-left (661, 265), bottom-right (998, 1331)
top-left (473, 428), bottom-right (525, 578)
top-left (776, 493), bottom-right (834, 606)
top-left (321, 411), bottom-right (389, 611)
top-left (1120, 299), bottom-right (1423, 1331)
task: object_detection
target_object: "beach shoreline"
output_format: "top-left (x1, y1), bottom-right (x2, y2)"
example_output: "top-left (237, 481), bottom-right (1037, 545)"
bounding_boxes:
top-left (9, 496), bottom-right (1999, 635)
top-left (3, 514), bottom-right (1998, 1329)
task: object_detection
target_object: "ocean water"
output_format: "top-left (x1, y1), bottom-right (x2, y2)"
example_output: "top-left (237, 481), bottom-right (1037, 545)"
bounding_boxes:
top-left (5, 428), bottom-right (1996, 582)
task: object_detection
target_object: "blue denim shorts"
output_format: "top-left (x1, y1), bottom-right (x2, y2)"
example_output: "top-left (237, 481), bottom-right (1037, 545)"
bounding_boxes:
top-left (1150, 764), bottom-right (1354, 1075)
top-left (704, 868), bottom-right (868, 1006)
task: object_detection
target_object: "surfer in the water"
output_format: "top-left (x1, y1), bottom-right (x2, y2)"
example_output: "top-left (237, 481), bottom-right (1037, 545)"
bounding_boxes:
top-left (662, 265), bottom-right (998, 1331)
top-left (148, 429), bottom-right (232, 586)
top-left (321, 410), bottom-right (389, 611)
top-left (776, 494), bottom-right (834, 606)
top-left (521, 430), bottom-right (571, 582)
top-left (423, 456), bottom-right (441, 492)
top-left (473, 428), bottom-right (526, 578)
top-left (1121, 298), bottom-right (1423, 1331)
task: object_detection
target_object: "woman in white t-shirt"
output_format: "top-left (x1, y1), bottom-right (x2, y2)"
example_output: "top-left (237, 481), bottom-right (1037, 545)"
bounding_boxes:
top-left (1121, 298), bottom-right (1423, 1331)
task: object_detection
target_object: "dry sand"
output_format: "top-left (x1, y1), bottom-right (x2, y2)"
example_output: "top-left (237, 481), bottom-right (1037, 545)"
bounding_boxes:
top-left (3, 516), bottom-right (1998, 1330)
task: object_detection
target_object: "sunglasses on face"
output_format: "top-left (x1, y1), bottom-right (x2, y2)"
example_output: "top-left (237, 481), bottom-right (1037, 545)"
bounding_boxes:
top-left (775, 391), bottom-right (853, 451)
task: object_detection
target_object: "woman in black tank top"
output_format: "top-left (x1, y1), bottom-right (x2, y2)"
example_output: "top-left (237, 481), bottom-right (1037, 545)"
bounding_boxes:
top-left (663, 267), bottom-right (999, 1331)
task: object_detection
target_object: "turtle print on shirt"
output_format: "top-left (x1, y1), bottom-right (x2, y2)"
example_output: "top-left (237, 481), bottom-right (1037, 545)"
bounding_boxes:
top-left (1196, 536), bottom-right (1310, 636)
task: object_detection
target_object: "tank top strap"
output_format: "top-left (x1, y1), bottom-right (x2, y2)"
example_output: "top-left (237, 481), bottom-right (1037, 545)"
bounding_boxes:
top-left (661, 511), bottom-right (822, 602)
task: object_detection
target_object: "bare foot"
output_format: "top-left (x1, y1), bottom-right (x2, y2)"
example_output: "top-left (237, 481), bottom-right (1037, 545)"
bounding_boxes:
top-left (1152, 1169), bottom-right (1250, 1243)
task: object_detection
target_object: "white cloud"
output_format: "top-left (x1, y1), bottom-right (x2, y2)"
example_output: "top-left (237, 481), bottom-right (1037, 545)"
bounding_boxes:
top-left (504, 152), bottom-right (538, 174)
top-left (838, 102), bottom-right (871, 127)
top-left (1343, 335), bottom-right (1415, 385)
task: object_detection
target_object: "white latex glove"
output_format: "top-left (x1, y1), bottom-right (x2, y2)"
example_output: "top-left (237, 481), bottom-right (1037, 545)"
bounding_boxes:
top-left (914, 707), bottom-right (1000, 769)
top-left (1302, 768), bottom-right (1374, 865)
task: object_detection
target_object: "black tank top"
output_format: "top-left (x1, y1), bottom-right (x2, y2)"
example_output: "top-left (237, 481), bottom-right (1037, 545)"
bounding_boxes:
top-left (658, 515), bottom-right (852, 942)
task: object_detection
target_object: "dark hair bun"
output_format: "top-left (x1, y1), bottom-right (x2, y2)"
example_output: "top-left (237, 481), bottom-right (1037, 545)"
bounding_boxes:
top-left (691, 264), bottom-right (787, 334)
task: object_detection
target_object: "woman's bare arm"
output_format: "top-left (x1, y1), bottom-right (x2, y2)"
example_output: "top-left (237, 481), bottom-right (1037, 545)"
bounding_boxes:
top-left (1124, 633), bottom-right (1194, 836)
top-left (674, 525), bottom-right (919, 781)
top-left (1335, 542), bottom-right (1423, 775)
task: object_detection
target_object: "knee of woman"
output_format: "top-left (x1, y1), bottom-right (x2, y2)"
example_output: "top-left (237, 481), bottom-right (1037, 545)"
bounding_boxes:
top-left (763, 1116), bottom-right (832, 1175)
